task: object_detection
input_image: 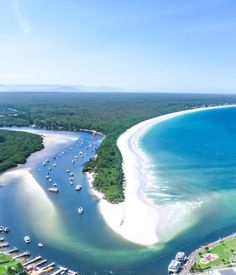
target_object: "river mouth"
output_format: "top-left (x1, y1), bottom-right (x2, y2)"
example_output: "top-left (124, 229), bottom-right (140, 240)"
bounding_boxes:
top-left (0, 128), bottom-right (156, 274)
top-left (1, 106), bottom-right (236, 275)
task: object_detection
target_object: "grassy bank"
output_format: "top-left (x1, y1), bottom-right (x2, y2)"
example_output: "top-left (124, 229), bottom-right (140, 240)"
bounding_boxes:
top-left (0, 92), bottom-right (235, 202)
top-left (192, 236), bottom-right (236, 272)
top-left (0, 253), bottom-right (26, 274)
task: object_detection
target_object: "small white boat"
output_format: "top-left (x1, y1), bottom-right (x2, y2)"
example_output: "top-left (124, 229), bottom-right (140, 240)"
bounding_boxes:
top-left (49, 179), bottom-right (52, 182)
top-left (4, 227), bottom-right (9, 233)
top-left (78, 207), bottom-right (83, 214)
top-left (38, 242), bottom-right (44, 248)
top-left (66, 169), bottom-right (70, 173)
top-left (53, 163), bottom-right (57, 167)
top-left (53, 183), bottom-right (58, 187)
top-left (75, 185), bottom-right (82, 191)
top-left (48, 187), bottom-right (59, 193)
top-left (0, 237), bottom-right (4, 242)
top-left (45, 175), bottom-right (50, 179)
top-left (24, 236), bottom-right (31, 244)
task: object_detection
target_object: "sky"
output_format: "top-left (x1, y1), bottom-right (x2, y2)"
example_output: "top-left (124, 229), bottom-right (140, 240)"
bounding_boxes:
top-left (0, 0), bottom-right (236, 92)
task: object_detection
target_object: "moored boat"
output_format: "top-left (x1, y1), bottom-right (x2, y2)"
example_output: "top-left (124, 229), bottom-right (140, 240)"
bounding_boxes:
top-left (24, 236), bottom-right (31, 244)
top-left (38, 242), bottom-right (44, 248)
top-left (75, 185), bottom-right (82, 191)
top-left (168, 260), bottom-right (181, 274)
top-left (48, 187), bottom-right (59, 193)
top-left (78, 207), bottom-right (83, 214)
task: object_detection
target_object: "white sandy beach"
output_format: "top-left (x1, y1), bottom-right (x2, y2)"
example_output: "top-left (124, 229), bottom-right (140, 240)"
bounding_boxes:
top-left (92, 104), bottom-right (236, 246)
top-left (0, 129), bottom-right (80, 244)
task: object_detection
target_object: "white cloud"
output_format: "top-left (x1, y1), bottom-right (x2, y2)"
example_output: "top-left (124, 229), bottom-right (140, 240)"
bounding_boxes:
top-left (13, 0), bottom-right (30, 34)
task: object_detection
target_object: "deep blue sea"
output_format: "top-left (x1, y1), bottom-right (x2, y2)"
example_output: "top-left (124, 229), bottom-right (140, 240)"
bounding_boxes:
top-left (1, 107), bottom-right (236, 275)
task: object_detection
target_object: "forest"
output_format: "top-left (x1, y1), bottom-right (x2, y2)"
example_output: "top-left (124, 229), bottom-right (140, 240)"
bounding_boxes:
top-left (0, 130), bottom-right (43, 173)
top-left (0, 91), bottom-right (235, 202)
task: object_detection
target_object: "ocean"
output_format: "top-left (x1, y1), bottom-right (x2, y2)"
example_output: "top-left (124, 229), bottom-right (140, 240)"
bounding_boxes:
top-left (1, 107), bottom-right (236, 274)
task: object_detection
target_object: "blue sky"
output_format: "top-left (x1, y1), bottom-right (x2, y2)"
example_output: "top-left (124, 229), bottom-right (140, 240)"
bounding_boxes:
top-left (0, 0), bottom-right (236, 92)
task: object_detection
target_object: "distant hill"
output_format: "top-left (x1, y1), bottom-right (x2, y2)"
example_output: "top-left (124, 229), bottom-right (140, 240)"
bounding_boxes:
top-left (0, 84), bottom-right (129, 93)
top-left (0, 84), bottom-right (79, 93)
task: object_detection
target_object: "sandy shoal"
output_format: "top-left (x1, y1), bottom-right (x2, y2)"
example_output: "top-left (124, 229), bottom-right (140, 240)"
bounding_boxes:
top-left (89, 105), bottom-right (236, 246)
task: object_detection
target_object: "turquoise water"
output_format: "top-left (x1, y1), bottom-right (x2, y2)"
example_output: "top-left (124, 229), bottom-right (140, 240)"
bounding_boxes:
top-left (1, 107), bottom-right (236, 274)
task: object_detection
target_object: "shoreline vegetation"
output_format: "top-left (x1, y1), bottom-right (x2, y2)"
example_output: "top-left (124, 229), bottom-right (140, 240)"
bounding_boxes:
top-left (0, 253), bottom-right (25, 275)
top-left (0, 130), bottom-right (79, 275)
top-left (87, 105), bottom-right (236, 246)
top-left (0, 130), bottom-right (44, 174)
top-left (0, 92), bottom-right (236, 203)
top-left (181, 232), bottom-right (236, 274)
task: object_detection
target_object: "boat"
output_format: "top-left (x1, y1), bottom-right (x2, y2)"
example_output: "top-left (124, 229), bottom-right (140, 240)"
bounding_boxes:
top-left (45, 175), bottom-right (50, 179)
top-left (75, 185), bottom-right (82, 191)
top-left (168, 260), bottom-right (181, 274)
top-left (24, 236), bottom-right (31, 244)
top-left (67, 270), bottom-right (78, 275)
top-left (0, 226), bottom-right (10, 233)
top-left (38, 243), bottom-right (44, 248)
top-left (53, 183), bottom-right (58, 187)
top-left (53, 163), bottom-right (57, 167)
top-left (49, 179), bottom-right (52, 182)
top-left (48, 187), bottom-right (59, 193)
top-left (70, 173), bottom-right (74, 177)
top-left (78, 207), bottom-right (84, 214)
top-left (175, 251), bottom-right (187, 263)
top-left (0, 237), bottom-right (4, 242)
top-left (4, 227), bottom-right (9, 233)
top-left (66, 169), bottom-right (70, 173)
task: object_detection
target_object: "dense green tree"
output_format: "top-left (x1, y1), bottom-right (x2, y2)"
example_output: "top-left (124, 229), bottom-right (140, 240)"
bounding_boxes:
top-left (0, 92), bottom-right (235, 202)
top-left (0, 130), bottom-right (43, 173)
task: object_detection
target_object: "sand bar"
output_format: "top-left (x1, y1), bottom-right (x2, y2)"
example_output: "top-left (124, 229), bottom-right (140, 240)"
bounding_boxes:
top-left (92, 105), bottom-right (236, 246)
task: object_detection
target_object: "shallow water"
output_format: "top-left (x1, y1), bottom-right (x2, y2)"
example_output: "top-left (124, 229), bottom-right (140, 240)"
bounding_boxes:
top-left (1, 107), bottom-right (236, 274)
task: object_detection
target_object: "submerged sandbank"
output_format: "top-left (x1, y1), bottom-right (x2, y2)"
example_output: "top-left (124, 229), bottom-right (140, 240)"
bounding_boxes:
top-left (0, 129), bottom-right (78, 226)
top-left (94, 105), bottom-right (236, 246)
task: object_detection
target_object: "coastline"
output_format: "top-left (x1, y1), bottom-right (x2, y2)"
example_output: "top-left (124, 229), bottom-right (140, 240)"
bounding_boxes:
top-left (91, 104), bottom-right (236, 246)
